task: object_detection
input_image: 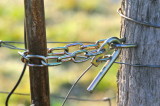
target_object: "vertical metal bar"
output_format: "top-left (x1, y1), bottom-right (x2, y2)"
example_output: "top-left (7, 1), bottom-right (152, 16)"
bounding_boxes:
top-left (24, 0), bottom-right (50, 106)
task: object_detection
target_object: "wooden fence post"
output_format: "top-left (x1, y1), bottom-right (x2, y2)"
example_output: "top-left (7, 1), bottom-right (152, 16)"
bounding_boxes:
top-left (24, 0), bottom-right (50, 105)
top-left (118, 0), bottom-right (160, 106)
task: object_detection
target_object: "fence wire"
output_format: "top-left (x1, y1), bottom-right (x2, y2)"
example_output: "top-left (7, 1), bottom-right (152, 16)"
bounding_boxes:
top-left (1, 42), bottom-right (160, 68)
top-left (1, 40), bottom-right (160, 106)
top-left (0, 40), bottom-right (95, 50)
top-left (0, 91), bottom-right (115, 102)
top-left (0, 91), bottom-right (115, 106)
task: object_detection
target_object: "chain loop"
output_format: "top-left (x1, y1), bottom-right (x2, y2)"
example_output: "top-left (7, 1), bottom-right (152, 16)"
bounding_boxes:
top-left (43, 56), bottom-right (62, 66)
top-left (72, 50), bottom-right (90, 63)
top-left (26, 55), bottom-right (47, 67)
top-left (80, 44), bottom-right (99, 50)
top-left (48, 47), bottom-right (68, 56)
top-left (65, 43), bottom-right (83, 54)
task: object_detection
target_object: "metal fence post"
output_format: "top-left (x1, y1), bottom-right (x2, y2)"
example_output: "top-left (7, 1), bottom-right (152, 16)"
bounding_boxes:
top-left (24, 0), bottom-right (50, 105)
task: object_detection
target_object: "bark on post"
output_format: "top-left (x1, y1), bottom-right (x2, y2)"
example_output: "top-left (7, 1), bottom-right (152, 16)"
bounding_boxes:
top-left (24, 0), bottom-right (50, 105)
top-left (118, 0), bottom-right (160, 106)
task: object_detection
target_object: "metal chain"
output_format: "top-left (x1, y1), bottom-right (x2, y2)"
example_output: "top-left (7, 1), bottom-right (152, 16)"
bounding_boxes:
top-left (1, 37), bottom-right (138, 68)
top-left (2, 39), bottom-right (160, 68)
top-left (18, 37), bottom-right (137, 67)
top-left (18, 39), bottom-right (108, 67)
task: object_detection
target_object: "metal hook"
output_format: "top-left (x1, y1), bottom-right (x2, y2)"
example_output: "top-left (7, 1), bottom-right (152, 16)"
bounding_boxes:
top-left (87, 37), bottom-right (137, 92)
top-left (87, 37), bottom-right (123, 92)
top-left (87, 49), bottom-right (121, 92)
top-left (91, 37), bottom-right (123, 67)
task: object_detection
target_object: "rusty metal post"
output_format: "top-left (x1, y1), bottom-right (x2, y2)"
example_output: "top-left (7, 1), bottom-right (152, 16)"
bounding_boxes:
top-left (24, 0), bottom-right (50, 105)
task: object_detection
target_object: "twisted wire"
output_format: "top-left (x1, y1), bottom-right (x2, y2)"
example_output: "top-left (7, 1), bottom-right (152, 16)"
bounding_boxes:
top-left (0, 40), bottom-right (95, 50)
top-left (0, 41), bottom-right (95, 44)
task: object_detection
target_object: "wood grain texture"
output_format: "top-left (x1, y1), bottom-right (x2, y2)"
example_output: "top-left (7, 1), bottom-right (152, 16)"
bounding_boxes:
top-left (118, 0), bottom-right (160, 106)
top-left (24, 0), bottom-right (50, 105)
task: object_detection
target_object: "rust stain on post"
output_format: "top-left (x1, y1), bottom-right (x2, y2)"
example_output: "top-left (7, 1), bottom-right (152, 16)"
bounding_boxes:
top-left (24, 0), bottom-right (50, 105)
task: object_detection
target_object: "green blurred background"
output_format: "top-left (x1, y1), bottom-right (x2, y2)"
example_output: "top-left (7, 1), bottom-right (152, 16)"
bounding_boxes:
top-left (0, 0), bottom-right (121, 106)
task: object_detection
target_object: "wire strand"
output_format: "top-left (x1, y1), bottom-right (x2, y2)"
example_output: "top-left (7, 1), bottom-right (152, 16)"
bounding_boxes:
top-left (0, 41), bottom-right (95, 50)
top-left (0, 91), bottom-right (115, 102)
top-left (61, 64), bottom-right (93, 106)
top-left (117, 8), bottom-right (160, 28)
top-left (0, 41), bottom-right (95, 44)
top-left (115, 62), bottom-right (160, 68)
top-left (1, 44), bottom-right (26, 50)
top-left (5, 63), bottom-right (27, 106)
top-left (5, 18), bottom-right (28, 106)
top-left (47, 41), bottom-right (95, 44)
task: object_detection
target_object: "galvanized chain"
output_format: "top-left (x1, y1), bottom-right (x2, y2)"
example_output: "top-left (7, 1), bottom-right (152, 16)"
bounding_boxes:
top-left (2, 39), bottom-right (160, 68)
top-left (18, 39), bottom-right (106, 67)
top-left (18, 37), bottom-right (136, 67)
top-left (2, 37), bottom-right (137, 106)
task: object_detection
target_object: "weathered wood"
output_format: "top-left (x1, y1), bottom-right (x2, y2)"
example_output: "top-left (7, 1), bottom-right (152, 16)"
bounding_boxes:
top-left (24, 0), bottom-right (50, 105)
top-left (118, 0), bottom-right (160, 106)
